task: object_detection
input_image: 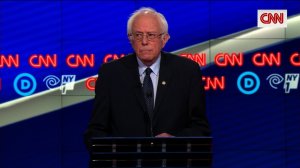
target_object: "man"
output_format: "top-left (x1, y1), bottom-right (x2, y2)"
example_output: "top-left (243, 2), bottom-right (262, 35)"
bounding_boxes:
top-left (84, 7), bottom-right (210, 143)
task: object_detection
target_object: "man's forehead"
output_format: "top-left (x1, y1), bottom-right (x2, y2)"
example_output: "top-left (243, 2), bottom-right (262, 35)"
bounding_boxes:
top-left (132, 14), bottom-right (162, 31)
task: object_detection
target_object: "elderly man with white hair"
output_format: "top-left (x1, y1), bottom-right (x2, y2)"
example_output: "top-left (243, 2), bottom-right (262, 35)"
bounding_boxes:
top-left (85, 7), bottom-right (210, 143)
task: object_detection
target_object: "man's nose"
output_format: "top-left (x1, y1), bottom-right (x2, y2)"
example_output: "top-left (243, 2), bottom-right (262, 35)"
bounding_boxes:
top-left (141, 35), bottom-right (149, 45)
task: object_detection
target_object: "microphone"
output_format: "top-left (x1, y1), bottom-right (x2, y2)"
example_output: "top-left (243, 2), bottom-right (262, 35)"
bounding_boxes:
top-left (137, 82), bottom-right (142, 88)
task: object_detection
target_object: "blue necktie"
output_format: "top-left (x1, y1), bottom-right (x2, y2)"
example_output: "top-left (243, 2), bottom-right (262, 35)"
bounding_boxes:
top-left (143, 68), bottom-right (154, 119)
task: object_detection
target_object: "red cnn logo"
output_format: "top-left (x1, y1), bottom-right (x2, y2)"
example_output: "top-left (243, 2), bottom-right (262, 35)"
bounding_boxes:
top-left (257, 10), bottom-right (287, 28)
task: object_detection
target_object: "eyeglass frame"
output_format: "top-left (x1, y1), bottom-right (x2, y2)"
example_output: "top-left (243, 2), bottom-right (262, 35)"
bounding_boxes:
top-left (128, 32), bottom-right (165, 41)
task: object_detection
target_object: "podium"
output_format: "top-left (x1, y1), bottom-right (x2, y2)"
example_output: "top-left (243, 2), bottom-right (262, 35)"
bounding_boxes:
top-left (89, 137), bottom-right (212, 168)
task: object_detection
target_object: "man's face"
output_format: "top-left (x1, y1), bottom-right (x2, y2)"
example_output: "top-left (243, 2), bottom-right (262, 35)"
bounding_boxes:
top-left (129, 14), bottom-right (170, 66)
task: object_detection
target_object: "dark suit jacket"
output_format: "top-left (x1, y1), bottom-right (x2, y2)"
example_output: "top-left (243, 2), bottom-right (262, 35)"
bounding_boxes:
top-left (84, 51), bottom-right (210, 143)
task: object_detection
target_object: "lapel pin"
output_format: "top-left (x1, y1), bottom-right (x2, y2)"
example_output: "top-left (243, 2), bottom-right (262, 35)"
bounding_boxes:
top-left (162, 81), bottom-right (166, 85)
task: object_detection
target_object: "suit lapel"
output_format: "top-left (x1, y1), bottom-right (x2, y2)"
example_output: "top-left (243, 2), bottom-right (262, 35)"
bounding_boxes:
top-left (123, 54), bottom-right (147, 112)
top-left (153, 52), bottom-right (173, 118)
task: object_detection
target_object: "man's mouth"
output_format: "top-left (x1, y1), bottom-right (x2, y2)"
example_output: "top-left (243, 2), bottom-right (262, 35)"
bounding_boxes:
top-left (140, 49), bottom-right (152, 53)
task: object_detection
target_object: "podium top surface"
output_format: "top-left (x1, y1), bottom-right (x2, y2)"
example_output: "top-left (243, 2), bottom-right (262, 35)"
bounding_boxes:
top-left (91, 137), bottom-right (212, 140)
top-left (91, 137), bottom-right (213, 145)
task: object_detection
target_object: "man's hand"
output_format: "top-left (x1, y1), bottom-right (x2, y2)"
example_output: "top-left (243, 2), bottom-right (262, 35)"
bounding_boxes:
top-left (155, 133), bottom-right (175, 137)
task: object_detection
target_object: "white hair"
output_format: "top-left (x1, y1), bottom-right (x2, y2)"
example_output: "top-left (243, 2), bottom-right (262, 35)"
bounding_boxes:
top-left (127, 7), bottom-right (169, 34)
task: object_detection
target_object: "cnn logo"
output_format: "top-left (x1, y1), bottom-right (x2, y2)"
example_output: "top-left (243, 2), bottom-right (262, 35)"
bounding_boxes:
top-left (257, 10), bottom-right (287, 28)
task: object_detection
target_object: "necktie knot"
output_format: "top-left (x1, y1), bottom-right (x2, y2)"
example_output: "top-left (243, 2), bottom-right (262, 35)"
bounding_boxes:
top-left (145, 67), bottom-right (152, 76)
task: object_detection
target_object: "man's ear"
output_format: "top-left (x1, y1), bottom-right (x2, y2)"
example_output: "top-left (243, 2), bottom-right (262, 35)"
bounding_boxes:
top-left (162, 33), bottom-right (170, 48)
top-left (128, 34), bottom-right (133, 43)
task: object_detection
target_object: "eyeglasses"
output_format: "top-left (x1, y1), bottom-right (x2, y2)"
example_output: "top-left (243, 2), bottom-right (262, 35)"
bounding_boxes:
top-left (129, 32), bottom-right (165, 41)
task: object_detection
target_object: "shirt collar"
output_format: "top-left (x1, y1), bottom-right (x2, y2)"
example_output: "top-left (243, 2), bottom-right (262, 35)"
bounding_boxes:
top-left (137, 54), bottom-right (161, 76)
